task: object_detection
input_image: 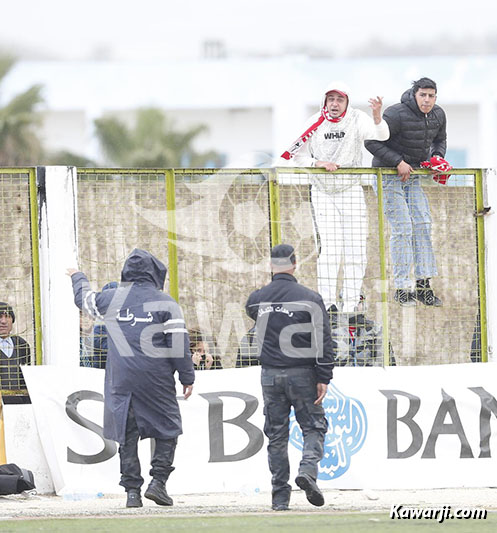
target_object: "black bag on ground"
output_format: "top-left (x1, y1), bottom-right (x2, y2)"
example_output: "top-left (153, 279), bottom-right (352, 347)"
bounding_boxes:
top-left (0, 463), bottom-right (35, 495)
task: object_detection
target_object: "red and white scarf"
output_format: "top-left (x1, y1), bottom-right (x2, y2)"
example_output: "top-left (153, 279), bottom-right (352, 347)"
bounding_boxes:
top-left (420, 156), bottom-right (453, 185)
top-left (281, 106), bottom-right (347, 161)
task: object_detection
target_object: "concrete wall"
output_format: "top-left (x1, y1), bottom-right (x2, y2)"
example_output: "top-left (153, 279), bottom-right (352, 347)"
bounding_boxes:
top-left (3, 404), bottom-right (53, 494)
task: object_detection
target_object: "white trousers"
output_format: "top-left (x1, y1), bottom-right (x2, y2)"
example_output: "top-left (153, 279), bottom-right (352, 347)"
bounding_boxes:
top-left (312, 185), bottom-right (368, 313)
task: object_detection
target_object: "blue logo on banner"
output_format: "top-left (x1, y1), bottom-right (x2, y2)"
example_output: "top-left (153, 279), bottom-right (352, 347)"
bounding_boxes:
top-left (289, 383), bottom-right (367, 480)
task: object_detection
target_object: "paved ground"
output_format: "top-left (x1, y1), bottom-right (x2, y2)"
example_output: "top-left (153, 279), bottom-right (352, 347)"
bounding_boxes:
top-left (1, 488), bottom-right (496, 519)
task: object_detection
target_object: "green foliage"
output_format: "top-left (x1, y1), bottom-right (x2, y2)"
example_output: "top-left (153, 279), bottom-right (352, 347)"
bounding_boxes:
top-left (94, 108), bottom-right (223, 168)
top-left (0, 56), bottom-right (44, 165)
top-left (0, 55), bottom-right (15, 81)
top-left (0, 56), bottom-right (222, 168)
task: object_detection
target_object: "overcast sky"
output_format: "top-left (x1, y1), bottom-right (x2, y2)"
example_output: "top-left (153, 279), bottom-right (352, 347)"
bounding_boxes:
top-left (2, 0), bottom-right (496, 61)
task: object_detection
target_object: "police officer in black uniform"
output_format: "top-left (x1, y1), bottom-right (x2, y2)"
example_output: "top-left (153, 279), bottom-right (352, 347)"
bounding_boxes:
top-left (245, 244), bottom-right (335, 511)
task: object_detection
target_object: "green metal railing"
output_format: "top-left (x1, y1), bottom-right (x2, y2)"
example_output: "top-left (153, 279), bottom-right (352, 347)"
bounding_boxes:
top-left (28, 168), bottom-right (43, 365)
top-left (475, 168), bottom-right (488, 362)
top-left (0, 166), bottom-right (488, 368)
top-left (375, 169), bottom-right (391, 366)
top-left (0, 168), bottom-right (42, 393)
top-left (74, 166), bottom-right (490, 366)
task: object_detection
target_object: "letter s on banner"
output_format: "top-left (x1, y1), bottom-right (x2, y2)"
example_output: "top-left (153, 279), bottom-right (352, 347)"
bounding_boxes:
top-left (65, 390), bottom-right (117, 464)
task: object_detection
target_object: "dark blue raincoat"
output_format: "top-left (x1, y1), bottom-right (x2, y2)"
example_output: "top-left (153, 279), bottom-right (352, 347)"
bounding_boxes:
top-left (71, 249), bottom-right (195, 445)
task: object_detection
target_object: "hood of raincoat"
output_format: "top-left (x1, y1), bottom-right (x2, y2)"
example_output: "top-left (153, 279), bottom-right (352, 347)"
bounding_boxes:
top-left (121, 248), bottom-right (167, 289)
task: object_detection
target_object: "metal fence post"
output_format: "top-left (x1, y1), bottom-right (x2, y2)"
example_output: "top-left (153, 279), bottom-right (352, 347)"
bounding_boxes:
top-left (376, 169), bottom-right (391, 366)
top-left (165, 169), bottom-right (180, 303)
top-left (28, 168), bottom-right (43, 365)
top-left (268, 168), bottom-right (281, 247)
top-left (475, 168), bottom-right (488, 362)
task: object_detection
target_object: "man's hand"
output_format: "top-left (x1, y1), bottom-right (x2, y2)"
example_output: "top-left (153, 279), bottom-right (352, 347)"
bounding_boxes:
top-left (66, 268), bottom-right (80, 277)
top-left (397, 160), bottom-right (413, 182)
top-left (204, 352), bottom-right (214, 370)
top-left (368, 96), bottom-right (383, 124)
top-left (192, 351), bottom-right (203, 366)
top-left (316, 161), bottom-right (340, 172)
top-left (183, 384), bottom-right (193, 400)
top-left (314, 383), bottom-right (328, 405)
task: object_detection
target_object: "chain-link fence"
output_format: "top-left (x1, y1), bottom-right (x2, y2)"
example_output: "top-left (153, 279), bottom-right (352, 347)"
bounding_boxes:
top-left (0, 169), bottom-right (39, 394)
top-left (76, 170), bottom-right (170, 369)
top-left (74, 167), bottom-right (485, 369)
top-left (276, 168), bottom-right (483, 367)
top-left (0, 166), bottom-right (486, 384)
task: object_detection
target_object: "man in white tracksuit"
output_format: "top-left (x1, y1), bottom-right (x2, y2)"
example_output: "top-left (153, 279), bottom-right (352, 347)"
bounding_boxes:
top-left (281, 82), bottom-right (389, 317)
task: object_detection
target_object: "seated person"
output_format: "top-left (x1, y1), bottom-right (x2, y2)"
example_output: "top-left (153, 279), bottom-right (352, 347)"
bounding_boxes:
top-left (330, 297), bottom-right (395, 367)
top-left (92, 323), bottom-right (109, 369)
top-left (80, 281), bottom-right (118, 369)
top-left (91, 281), bottom-right (118, 369)
top-left (189, 329), bottom-right (222, 370)
top-left (236, 326), bottom-right (260, 368)
top-left (80, 311), bottom-right (95, 367)
top-left (0, 302), bottom-right (31, 391)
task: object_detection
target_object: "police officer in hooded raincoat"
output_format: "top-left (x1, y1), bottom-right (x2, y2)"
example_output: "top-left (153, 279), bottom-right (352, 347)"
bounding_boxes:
top-left (68, 249), bottom-right (194, 508)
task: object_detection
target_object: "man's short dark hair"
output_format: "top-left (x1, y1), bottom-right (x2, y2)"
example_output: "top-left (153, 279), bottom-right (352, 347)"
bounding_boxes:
top-left (270, 244), bottom-right (296, 269)
top-left (412, 77), bottom-right (437, 94)
top-left (0, 302), bottom-right (15, 323)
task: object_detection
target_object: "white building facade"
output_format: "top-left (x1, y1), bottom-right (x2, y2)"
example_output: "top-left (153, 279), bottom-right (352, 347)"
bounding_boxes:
top-left (1, 55), bottom-right (496, 168)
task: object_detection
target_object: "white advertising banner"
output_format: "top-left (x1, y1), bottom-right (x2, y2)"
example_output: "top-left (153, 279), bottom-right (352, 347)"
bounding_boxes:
top-left (22, 363), bottom-right (497, 495)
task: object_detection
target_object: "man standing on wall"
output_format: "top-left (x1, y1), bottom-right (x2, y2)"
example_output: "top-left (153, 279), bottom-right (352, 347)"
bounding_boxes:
top-left (280, 82), bottom-right (389, 320)
top-left (365, 77), bottom-right (447, 307)
top-left (246, 244), bottom-right (335, 511)
top-left (67, 249), bottom-right (194, 508)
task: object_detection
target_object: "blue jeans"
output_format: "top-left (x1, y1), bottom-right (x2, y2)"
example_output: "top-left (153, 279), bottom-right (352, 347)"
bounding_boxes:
top-left (382, 176), bottom-right (438, 288)
top-left (261, 367), bottom-right (328, 505)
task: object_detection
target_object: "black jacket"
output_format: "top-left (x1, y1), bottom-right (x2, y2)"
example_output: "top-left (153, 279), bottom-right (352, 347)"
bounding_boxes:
top-left (0, 336), bottom-right (31, 390)
top-left (365, 88), bottom-right (447, 168)
top-left (245, 273), bottom-right (334, 383)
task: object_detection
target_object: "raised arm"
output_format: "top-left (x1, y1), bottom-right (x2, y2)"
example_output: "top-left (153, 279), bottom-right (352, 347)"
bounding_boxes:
top-left (364, 107), bottom-right (403, 166)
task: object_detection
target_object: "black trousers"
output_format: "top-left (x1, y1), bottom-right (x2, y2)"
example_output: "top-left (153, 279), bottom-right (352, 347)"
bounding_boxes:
top-left (119, 402), bottom-right (178, 491)
top-left (261, 366), bottom-right (328, 505)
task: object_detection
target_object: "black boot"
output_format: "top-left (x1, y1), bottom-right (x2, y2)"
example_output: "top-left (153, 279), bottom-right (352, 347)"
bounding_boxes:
top-left (295, 473), bottom-right (324, 507)
top-left (144, 479), bottom-right (173, 506)
top-left (415, 279), bottom-right (442, 307)
top-left (394, 289), bottom-right (416, 307)
top-left (271, 486), bottom-right (290, 511)
top-left (126, 488), bottom-right (143, 508)
top-left (272, 503), bottom-right (289, 511)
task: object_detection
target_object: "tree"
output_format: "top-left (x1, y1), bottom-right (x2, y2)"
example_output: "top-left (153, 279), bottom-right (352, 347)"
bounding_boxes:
top-left (0, 56), bottom-right (44, 165)
top-left (94, 108), bottom-right (223, 168)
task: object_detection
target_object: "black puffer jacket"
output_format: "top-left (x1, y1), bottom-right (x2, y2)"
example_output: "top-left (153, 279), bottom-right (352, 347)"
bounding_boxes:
top-left (365, 88), bottom-right (447, 168)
